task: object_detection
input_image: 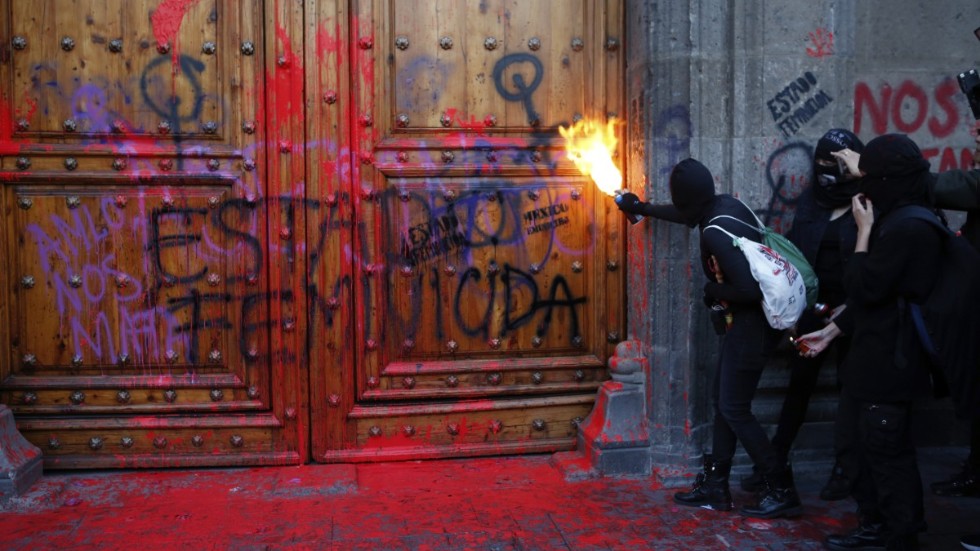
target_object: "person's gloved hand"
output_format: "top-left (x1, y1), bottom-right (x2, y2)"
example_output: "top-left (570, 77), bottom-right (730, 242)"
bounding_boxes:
top-left (703, 288), bottom-right (730, 335)
top-left (615, 192), bottom-right (648, 216)
top-left (708, 303), bottom-right (730, 335)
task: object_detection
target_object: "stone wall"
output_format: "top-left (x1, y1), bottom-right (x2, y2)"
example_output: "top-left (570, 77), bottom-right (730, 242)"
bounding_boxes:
top-left (624, 0), bottom-right (980, 480)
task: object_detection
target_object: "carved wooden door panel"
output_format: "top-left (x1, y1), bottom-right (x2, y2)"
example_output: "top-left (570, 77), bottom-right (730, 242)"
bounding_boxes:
top-left (0, 0), bottom-right (303, 468)
top-left (310, 0), bottom-right (625, 461)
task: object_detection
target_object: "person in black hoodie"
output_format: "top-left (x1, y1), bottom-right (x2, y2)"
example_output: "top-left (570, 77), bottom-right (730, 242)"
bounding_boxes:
top-left (741, 129), bottom-right (865, 501)
top-left (796, 134), bottom-right (943, 551)
top-left (929, 135), bottom-right (980, 551)
top-left (927, 138), bottom-right (980, 502)
top-left (617, 158), bottom-right (802, 519)
top-left (803, 134), bottom-right (980, 550)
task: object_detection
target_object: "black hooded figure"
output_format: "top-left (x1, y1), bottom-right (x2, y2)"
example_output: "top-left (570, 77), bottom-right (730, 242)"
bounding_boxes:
top-left (812, 128), bottom-right (866, 208)
top-left (797, 134), bottom-right (943, 551)
top-left (739, 129), bottom-right (866, 502)
top-left (617, 159), bottom-right (803, 519)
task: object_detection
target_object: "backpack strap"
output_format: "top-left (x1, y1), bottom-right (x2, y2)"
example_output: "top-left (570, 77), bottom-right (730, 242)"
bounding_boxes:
top-left (707, 214), bottom-right (764, 235)
top-left (735, 197), bottom-right (770, 233)
top-left (882, 205), bottom-right (952, 238)
top-left (703, 224), bottom-right (740, 244)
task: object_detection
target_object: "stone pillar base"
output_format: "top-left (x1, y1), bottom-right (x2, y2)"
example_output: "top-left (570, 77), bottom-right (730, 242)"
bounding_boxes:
top-left (0, 404), bottom-right (43, 498)
top-left (553, 341), bottom-right (650, 480)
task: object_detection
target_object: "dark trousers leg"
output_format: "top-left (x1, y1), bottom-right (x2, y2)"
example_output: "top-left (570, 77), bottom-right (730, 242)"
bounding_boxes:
top-left (710, 308), bottom-right (781, 474)
top-left (968, 417), bottom-right (980, 472)
top-left (842, 393), bottom-right (878, 515)
top-left (771, 353), bottom-right (823, 459)
top-left (858, 401), bottom-right (924, 543)
top-left (834, 388), bottom-right (861, 486)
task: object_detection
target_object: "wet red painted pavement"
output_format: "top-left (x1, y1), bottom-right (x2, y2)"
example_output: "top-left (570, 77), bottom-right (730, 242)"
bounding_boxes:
top-left (1, 448), bottom-right (977, 550)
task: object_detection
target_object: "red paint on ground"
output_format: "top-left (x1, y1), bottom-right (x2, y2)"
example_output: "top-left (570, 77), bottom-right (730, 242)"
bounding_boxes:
top-left (1, 453), bottom-right (968, 549)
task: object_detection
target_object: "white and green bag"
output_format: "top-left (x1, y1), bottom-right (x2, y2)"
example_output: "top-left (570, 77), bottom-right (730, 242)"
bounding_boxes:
top-left (704, 222), bottom-right (808, 330)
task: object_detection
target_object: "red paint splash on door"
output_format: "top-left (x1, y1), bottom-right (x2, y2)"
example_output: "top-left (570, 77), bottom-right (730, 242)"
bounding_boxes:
top-left (151, 0), bottom-right (201, 66)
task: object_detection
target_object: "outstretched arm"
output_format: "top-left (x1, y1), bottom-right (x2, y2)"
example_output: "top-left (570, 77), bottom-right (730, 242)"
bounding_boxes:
top-left (615, 192), bottom-right (689, 224)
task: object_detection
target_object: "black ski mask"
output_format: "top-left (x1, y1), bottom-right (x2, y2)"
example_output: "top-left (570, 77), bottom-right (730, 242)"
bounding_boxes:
top-left (857, 134), bottom-right (931, 215)
top-left (669, 159), bottom-right (716, 227)
top-left (812, 128), bottom-right (864, 208)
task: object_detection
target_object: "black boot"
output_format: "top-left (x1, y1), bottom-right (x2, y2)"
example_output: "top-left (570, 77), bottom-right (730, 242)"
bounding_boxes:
top-left (673, 455), bottom-right (733, 511)
top-left (930, 462), bottom-right (979, 497)
top-left (740, 465), bottom-right (765, 492)
top-left (820, 461), bottom-right (852, 501)
top-left (824, 512), bottom-right (886, 551)
top-left (739, 465), bottom-right (803, 519)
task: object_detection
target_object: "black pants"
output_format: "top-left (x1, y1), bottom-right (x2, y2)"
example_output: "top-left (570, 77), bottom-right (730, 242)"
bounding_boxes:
top-left (771, 334), bottom-right (849, 455)
top-left (772, 329), bottom-right (856, 479)
top-left (968, 417), bottom-right (980, 472)
top-left (832, 387), bottom-right (861, 485)
top-left (711, 306), bottom-right (783, 474)
top-left (842, 393), bottom-right (924, 544)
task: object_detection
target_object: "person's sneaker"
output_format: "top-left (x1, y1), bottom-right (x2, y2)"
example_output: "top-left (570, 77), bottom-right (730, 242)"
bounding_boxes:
top-left (820, 462), bottom-right (852, 501)
top-left (962, 533), bottom-right (980, 551)
top-left (931, 464), bottom-right (979, 497)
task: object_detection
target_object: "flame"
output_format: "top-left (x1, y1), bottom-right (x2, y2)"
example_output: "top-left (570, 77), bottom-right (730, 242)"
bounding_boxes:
top-left (559, 118), bottom-right (622, 197)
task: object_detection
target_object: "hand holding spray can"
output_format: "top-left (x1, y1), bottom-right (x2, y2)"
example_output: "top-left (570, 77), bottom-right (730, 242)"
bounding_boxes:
top-left (613, 190), bottom-right (643, 225)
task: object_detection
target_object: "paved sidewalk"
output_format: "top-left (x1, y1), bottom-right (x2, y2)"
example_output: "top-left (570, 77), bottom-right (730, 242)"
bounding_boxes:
top-left (1, 447), bottom-right (977, 550)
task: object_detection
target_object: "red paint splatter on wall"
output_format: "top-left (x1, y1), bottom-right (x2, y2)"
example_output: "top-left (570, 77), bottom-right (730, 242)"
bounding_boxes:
top-left (806, 28), bottom-right (834, 58)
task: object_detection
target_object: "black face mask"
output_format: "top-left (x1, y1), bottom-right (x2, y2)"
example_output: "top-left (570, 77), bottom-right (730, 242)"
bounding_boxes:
top-left (858, 171), bottom-right (931, 215)
top-left (813, 161), bottom-right (859, 208)
top-left (669, 159), bottom-right (716, 227)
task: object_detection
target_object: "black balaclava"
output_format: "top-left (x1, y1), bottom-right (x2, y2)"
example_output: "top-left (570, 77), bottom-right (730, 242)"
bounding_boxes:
top-left (669, 158), bottom-right (716, 227)
top-left (813, 128), bottom-right (864, 208)
top-left (857, 133), bottom-right (931, 215)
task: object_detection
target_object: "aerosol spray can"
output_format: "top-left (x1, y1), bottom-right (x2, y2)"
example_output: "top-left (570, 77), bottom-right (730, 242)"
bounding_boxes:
top-left (613, 190), bottom-right (642, 225)
top-left (812, 302), bottom-right (831, 322)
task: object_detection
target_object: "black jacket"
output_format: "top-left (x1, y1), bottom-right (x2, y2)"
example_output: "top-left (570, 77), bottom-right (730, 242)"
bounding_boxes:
top-left (785, 187), bottom-right (859, 275)
top-left (785, 187), bottom-right (860, 331)
top-left (648, 194), bottom-right (764, 309)
top-left (932, 168), bottom-right (980, 251)
top-left (838, 206), bottom-right (942, 403)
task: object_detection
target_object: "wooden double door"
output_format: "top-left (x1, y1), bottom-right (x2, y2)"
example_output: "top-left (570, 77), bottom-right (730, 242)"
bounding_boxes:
top-left (0, 0), bottom-right (624, 468)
